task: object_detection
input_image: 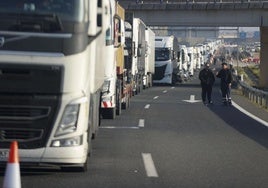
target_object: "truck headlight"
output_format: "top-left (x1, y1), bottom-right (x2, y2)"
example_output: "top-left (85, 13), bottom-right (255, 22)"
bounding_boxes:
top-left (51, 135), bottom-right (82, 147)
top-left (55, 104), bottom-right (80, 137)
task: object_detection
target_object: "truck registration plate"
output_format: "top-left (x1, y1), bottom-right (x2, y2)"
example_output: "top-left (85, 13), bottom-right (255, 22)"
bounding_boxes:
top-left (0, 150), bottom-right (9, 159)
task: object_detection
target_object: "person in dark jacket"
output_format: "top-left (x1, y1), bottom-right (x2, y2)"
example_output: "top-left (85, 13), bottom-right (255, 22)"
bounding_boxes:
top-left (199, 63), bottom-right (215, 105)
top-left (216, 62), bottom-right (233, 105)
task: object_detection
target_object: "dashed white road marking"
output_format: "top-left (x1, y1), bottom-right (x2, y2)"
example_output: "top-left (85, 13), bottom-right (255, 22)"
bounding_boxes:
top-left (138, 119), bottom-right (145, 128)
top-left (144, 104), bottom-right (150, 109)
top-left (171, 87), bottom-right (175, 89)
top-left (153, 96), bottom-right (159, 99)
top-left (163, 90), bottom-right (167, 93)
top-left (142, 153), bottom-right (159, 178)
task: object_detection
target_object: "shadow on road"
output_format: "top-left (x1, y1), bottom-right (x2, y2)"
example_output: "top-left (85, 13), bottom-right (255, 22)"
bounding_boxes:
top-left (207, 99), bottom-right (268, 150)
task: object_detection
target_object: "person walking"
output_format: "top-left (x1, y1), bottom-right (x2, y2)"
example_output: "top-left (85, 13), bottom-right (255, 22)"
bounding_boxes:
top-left (216, 62), bottom-right (233, 105)
top-left (199, 62), bottom-right (215, 105)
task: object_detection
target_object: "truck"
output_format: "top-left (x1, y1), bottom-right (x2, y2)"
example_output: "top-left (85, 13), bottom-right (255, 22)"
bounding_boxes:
top-left (178, 45), bottom-right (189, 82)
top-left (101, 2), bottom-right (132, 119)
top-left (187, 46), bottom-right (195, 77)
top-left (125, 13), bottom-right (147, 95)
top-left (153, 36), bottom-right (180, 85)
top-left (144, 27), bottom-right (155, 88)
top-left (0, 0), bottom-right (110, 171)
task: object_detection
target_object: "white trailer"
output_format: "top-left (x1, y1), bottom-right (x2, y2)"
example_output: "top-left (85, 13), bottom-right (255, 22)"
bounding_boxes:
top-left (144, 27), bottom-right (155, 88)
top-left (179, 45), bottom-right (189, 81)
top-left (196, 44), bottom-right (205, 66)
top-left (153, 36), bottom-right (179, 85)
top-left (132, 18), bottom-right (147, 93)
top-left (195, 46), bottom-right (201, 70)
top-left (101, 1), bottom-right (130, 119)
top-left (124, 16), bottom-right (147, 95)
top-left (187, 47), bottom-right (195, 77)
top-left (0, 0), bottom-right (110, 171)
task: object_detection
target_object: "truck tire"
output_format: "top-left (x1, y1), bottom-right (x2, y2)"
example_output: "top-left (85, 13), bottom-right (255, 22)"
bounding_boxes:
top-left (116, 97), bottom-right (122, 115)
top-left (171, 73), bottom-right (177, 85)
top-left (102, 108), bottom-right (116, 119)
top-left (116, 80), bottom-right (122, 115)
top-left (149, 74), bottom-right (152, 88)
top-left (121, 102), bottom-right (126, 110)
top-left (126, 93), bottom-right (130, 108)
top-left (121, 93), bottom-right (129, 109)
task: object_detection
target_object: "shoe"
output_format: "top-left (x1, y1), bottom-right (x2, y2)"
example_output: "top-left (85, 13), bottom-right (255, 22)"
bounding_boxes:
top-left (208, 101), bottom-right (213, 104)
top-left (228, 101), bottom-right (232, 106)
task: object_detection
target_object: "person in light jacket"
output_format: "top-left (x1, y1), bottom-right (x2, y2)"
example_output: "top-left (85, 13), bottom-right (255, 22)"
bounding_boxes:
top-left (216, 62), bottom-right (233, 105)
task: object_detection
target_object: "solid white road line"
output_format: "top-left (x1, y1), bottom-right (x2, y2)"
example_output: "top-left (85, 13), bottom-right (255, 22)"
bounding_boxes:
top-left (144, 104), bottom-right (150, 109)
top-left (142, 153), bottom-right (159, 177)
top-left (232, 101), bottom-right (268, 127)
top-left (138, 119), bottom-right (145, 128)
top-left (153, 96), bottom-right (159, 99)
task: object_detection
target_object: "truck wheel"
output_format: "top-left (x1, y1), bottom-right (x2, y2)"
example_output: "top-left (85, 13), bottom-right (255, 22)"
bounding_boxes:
top-left (102, 108), bottom-right (116, 119)
top-left (121, 93), bottom-right (129, 109)
top-left (116, 81), bottom-right (122, 115)
top-left (121, 102), bottom-right (126, 110)
top-left (171, 73), bottom-right (177, 85)
top-left (126, 93), bottom-right (130, 108)
top-left (116, 99), bottom-right (122, 115)
top-left (149, 74), bottom-right (153, 87)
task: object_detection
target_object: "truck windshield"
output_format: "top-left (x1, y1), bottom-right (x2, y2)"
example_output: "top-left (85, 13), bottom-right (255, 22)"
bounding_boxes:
top-left (155, 48), bottom-right (171, 61)
top-left (0, 0), bottom-right (84, 32)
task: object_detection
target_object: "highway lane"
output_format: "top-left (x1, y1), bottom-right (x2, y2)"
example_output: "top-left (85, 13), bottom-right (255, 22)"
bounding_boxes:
top-left (0, 78), bottom-right (268, 188)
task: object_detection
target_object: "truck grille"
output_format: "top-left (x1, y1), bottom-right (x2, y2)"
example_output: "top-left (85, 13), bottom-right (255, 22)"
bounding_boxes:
top-left (0, 95), bottom-right (61, 149)
top-left (0, 128), bottom-right (43, 142)
top-left (0, 106), bottom-right (50, 120)
top-left (0, 64), bottom-right (63, 149)
top-left (153, 64), bottom-right (167, 80)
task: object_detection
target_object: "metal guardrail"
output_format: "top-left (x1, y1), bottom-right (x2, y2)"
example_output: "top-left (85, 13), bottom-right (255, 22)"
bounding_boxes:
top-left (132, 0), bottom-right (267, 3)
top-left (121, 0), bottom-right (268, 10)
top-left (238, 80), bottom-right (268, 109)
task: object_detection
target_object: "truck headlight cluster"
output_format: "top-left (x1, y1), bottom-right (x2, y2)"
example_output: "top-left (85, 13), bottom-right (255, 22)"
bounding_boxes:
top-left (51, 135), bottom-right (82, 147)
top-left (55, 104), bottom-right (80, 137)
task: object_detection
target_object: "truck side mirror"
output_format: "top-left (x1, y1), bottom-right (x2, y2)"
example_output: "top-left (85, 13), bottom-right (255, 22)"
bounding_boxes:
top-left (114, 16), bottom-right (121, 47)
top-left (132, 42), bottom-right (136, 57)
top-left (137, 44), bottom-right (142, 57)
top-left (172, 51), bottom-right (176, 60)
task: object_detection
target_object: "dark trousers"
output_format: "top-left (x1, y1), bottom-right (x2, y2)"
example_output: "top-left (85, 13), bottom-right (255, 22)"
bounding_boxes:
top-left (201, 84), bottom-right (212, 102)
top-left (221, 84), bottom-right (231, 102)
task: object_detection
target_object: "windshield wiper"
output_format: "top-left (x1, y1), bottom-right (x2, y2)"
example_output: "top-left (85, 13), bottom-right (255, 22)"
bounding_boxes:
top-left (1, 13), bottom-right (63, 32)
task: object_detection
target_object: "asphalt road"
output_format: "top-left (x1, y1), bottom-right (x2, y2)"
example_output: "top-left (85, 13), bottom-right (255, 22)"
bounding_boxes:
top-left (1, 77), bottom-right (268, 188)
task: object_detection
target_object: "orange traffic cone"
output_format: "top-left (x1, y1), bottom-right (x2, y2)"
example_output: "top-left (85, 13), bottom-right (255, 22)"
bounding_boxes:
top-left (3, 141), bottom-right (21, 188)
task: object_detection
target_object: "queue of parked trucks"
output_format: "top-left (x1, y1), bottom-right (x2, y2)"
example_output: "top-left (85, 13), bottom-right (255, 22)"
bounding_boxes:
top-left (0, 0), bottom-right (222, 171)
top-left (153, 37), bottom-right (222, 85)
